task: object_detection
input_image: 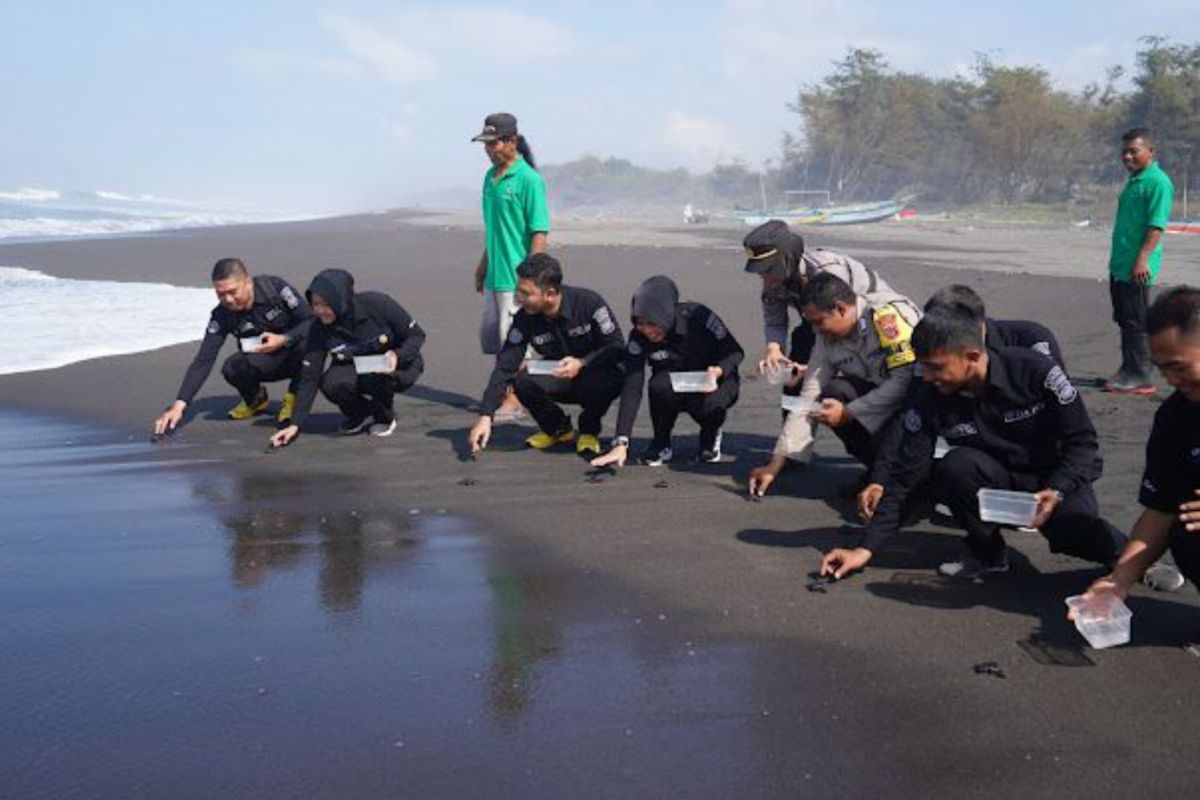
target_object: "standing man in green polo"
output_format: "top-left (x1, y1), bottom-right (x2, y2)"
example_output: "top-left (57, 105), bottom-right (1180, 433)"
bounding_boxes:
top-left (1104, 127), bottom-right (1175, 395)
top-left (472, 112), bottom-right (551, 418)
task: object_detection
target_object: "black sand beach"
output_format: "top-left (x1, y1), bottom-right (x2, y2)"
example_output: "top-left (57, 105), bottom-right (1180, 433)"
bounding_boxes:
top-left (2, 213), bottom-right (1199, 799)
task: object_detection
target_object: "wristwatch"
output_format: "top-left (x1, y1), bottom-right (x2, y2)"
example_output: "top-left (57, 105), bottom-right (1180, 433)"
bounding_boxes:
top-left (612, 436), bottom-right (630, 448)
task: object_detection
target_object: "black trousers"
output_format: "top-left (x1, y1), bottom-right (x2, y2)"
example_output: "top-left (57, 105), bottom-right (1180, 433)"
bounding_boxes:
top-left (646, 370), bottom-right (740, 449)
top-left (821, 375), bottom-right (894, 469)
top-left (221, 349), bottom-right (304, 404)
top-left (1169, 522), bottom-right (1200, 593)
top-left (933, 447), bottom-right (1127, 565)
top-left (514, 366), bottom-right (622, 437)
top-left (319, 358), bottom-right (423, 421)
top-left (1109, 277), bottom-right (1152, 383)
top-left (782, 323), bottom-right (817, 398)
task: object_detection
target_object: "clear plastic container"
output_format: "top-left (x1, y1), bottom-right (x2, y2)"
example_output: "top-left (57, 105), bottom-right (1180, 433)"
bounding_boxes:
top-left (239, 336), bottom-right (263, 353)
top-left (977, 488), bottom-right (1039, 527)
top-left (669, 371), bottom-right (717, 393)
top-left (933, 436), bottom-right (953, 459)
top-left (780, 395), bottom-right (815, 415)
top-left (353, 354), bottom-right (390, 374)
top-left (1065, 593), bottom-right (1132, 649)
top-left (526, 359), bottom-right (561, 376)
top-left (765, 363), bottom-right (794, 386)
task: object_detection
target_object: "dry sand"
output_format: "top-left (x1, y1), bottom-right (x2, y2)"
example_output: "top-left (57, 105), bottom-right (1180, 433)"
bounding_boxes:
top-left (2, 211), bottom-right (1198, 798)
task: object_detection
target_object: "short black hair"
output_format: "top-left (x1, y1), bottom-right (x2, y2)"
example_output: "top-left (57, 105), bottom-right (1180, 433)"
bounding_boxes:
top-left (211, 257), bottom-right (248, 282)
top-left (912, 305), bottom-right (985, 357)
top-left (1147, 286), bottom-right (1200, 339)
top-left (800, 271), bottom-right (856, 311)
top-left (1122, 127), bottom-right (1155, 148)
top-left (924, 284), bottom-right (986, 320)
top-left (516, 252), bottom-right (563, 291)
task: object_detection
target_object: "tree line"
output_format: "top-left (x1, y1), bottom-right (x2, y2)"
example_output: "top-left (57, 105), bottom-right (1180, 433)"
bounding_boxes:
top-left (780, 38), bottom-right (1198, 209)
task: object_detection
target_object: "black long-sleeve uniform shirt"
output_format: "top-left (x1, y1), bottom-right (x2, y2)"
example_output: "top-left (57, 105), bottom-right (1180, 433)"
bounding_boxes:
top-left (1138, 391), bottom-right (1200, 514)
top-left (479, 285), bottom-right (624, 416)
top-left (614, 301), bottom-right (744, 438)
top-left (291, 270), bottom-right (425, 427)
top-left (175, 274), bottom-right (312, 404)
top-left (861, 346), bottom-right (1101, 553)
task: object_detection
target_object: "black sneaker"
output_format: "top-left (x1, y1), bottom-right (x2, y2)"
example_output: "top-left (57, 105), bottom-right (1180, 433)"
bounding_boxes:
top-left (639, 444), bottom-right (673, 467)
top-left (339, 415), bottom-right (373, 435)
top-left (368, 408), bottom-right (397, 438)
top-left (696, 429), bottom-right (723, 463)
top-left (938, 550), bottom-right (1010, 579)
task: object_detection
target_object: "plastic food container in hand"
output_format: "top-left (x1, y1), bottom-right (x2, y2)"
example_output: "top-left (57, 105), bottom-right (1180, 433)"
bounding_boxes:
top-left (526, 359), bottom-right (561, 376)
top-left (1065, 593), bottom-right (1132, 649)
top-left (781, 395), bottom-right (815, 415)
top-left (977, 488), bottom-right (1039, 527)
top-left (239, 336), bottom-right (263, 353)
top-left (765, 362), bottom-right (794, 386)
top-left (669, 371), bottom-right (717, 393)
top-left (353, 354), bottom-right (391, 374)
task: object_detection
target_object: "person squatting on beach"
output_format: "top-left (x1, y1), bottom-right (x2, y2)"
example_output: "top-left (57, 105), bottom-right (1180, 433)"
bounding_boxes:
top-left (857, 284), bottom-right (1067, 521)
top-left (820, 305), bottom-right (1129, 580)
top-left (748, 271), bottom-right (921, 497)
top-left (468, 253), bottom-right (624, 457)
top-left (589, 275), bottom-right (744, 468)
top-left (153, 258), bottom-right (313, 436)
top-left (742, 219), bottom-right (897, 397)
top-left (1076, 287), bottom-right (1200, 608)
top-left (270, 268), bottom-right (425, 446)
top-left (472, 112), bottom-right (550, 420)
top-left (1104, 127), bottom-right (1175, 395)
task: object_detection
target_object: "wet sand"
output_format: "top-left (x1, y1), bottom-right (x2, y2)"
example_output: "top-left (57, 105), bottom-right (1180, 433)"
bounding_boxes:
top-left (2, 214), bottom-right (1199, 798)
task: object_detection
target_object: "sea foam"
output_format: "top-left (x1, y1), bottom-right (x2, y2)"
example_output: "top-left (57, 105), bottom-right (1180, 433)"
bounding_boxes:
top-left (0, 266), bottom-right (215, 375)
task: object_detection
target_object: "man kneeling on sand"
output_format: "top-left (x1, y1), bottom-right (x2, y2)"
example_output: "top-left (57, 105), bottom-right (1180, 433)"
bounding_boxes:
top-left (153, 258), bottom-right (313, 436)
top-left (270, 268), bottom-right (425, 446)
top-left (468, 253), bottom-right (625, 457)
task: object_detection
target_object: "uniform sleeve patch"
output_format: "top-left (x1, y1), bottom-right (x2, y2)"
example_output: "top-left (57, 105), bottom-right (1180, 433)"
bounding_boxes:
top-left (507, 327), bottom-right (524, 345)
top-left (627, 339), bottom-right (642, 356)
top-left (281, 286), bottom-right (301, 309)
top-left (594, 306), bottom-right (616, 335)
top-left (1031, 341), bottom-right (1051, 356)
top-left (874, 304), bottom-right (916, 369)
top-left (1044, 365), bottom-right (1078, 405)
top-left (206, 319), bottom-right (221, 335)
top-left (903, 408), bottom-right (923, 433)
top-left (705, 312), bottom-right (727, 340)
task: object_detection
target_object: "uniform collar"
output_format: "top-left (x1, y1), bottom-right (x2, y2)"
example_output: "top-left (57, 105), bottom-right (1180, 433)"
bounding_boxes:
top-left (1128, 160), bottom-right (1160, 183)
top-left (491, 155), bottom-right (529, 183)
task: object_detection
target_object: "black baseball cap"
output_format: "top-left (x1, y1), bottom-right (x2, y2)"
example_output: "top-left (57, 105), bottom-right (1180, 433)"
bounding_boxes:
top-left (743, 219), bottom-right (802, 275)
top-left (471, 113), bottom-right (518, 142)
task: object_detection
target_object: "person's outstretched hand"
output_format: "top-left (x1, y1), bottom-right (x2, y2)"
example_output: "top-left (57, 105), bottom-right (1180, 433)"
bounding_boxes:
top-left (270, 425), bottom-right (299, 448)
top-left (469, 416), bottom-right (493, 454)
top-left (153, 401), bottom-right (187, 436)
top-left (591, 443), bottom-right (627, 468)
top-left (820, 547), bottom-right (872, 579)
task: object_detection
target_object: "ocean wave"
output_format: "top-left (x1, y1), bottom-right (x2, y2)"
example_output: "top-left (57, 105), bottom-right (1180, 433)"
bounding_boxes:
top-left (0, 187), bottom-right (61, 202)
top-left (0, 266), bottom-right (215, 375)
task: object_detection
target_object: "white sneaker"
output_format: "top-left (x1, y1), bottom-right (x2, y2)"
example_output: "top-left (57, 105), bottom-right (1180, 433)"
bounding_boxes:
top-left (938, 551), bottom-right (1009, 579)
top-left (639, 445), bottom-right (673, 467)
top-left (1144, 562), bottom-right (1185, 592)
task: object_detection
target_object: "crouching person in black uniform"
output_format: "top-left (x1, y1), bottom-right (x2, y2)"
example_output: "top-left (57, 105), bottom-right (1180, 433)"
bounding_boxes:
top-left (270, 269), bottom-right (424, 446)
top-left (590, 276), bottom-right (743, 467)
top-left (820, 305), bottom-right (1127, 580)
top-left (153, 257), bottom-right (313, 435)
top-left (468, 253), bottom-right (625, 457)
top-left (1077, 287), bottom-right (1200, 608)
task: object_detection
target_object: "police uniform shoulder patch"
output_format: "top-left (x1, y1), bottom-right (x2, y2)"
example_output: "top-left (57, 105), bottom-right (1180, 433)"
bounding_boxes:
top-left (873, 303), bottom-right (916, 369)
top-left (1031, 341), bottom-right (1051, 356)
top-left (904, 408), bottom-right (922, 433)
top-left (281, 285), bottom-right (301, 309)
top-left (206, 319), bottom-right (221, 335)
top-left (705, 312), bottom-right (727, 339)
top-left (594, 306), bottom-right (616, 335)
top-left (507, 327), bottom-right (524, 345)
top-left (1044, 365), bottom-right (1077, 405)
top-left (627, 339), bottom-right (643, 356)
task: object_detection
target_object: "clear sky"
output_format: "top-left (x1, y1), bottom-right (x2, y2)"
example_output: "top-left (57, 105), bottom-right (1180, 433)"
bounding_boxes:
top-left (1, 0), bottom-right (1196, 213)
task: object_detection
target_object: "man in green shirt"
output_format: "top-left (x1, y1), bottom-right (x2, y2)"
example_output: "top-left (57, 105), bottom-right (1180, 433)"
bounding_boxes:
top-left (1105, 127), bottom-right (1175, 395)
top-left (472, 112), bottom-right (550, 418)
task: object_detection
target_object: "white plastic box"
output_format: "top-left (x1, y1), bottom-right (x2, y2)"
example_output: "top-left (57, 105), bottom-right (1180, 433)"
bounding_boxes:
top-left (353, 354), bottom-right (391, 374)
top-left (526, 359), bottom-right (561, 376)
top-left (780, 395), bottom-right (815, 415)
top-left (1065, 593), bottom-right (1132, 649)
top-left (977, 488), bottom-right (1039, 527)
top-left (239, 336), bottom-right (263, 353)
top-left (669, 371), bottom-right (717, 393)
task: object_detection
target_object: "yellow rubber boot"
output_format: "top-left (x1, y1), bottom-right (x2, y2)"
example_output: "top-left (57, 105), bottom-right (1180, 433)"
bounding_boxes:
top-left (576, 434), bottom-right (601, 456)
top-left (276, 392), bottom-right (296, 424)
top-left (228, 389), bottom-right (270, 420)
top-left (525, 429), bottom-right (575, 450)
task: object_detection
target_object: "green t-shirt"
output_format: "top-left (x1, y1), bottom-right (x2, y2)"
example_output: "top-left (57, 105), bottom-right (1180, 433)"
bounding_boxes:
top-left (1109, 160), bottom-right (1174, 283)
top-left (481, 156), bottom-right (550, 292)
